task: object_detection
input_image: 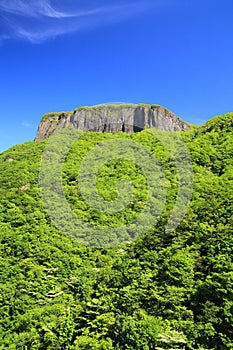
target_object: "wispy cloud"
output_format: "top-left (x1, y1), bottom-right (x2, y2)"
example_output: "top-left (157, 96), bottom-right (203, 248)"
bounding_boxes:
top-left (0, 34), bottom-right (10, 44)
top-left (0, 0), bottom-right (156, 44)
top-left (0, 0), bottom-right (74, 18)
top-left (21, 122), bottom-right (36, 129)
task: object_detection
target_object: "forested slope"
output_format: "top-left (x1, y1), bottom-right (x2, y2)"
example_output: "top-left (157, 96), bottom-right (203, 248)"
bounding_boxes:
top-left (0, 113), bottom-right (232, 349)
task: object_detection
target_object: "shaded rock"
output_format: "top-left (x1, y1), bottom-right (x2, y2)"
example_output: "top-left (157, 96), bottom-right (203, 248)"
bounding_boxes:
top-left (35, 103), bottom-right (190, 141)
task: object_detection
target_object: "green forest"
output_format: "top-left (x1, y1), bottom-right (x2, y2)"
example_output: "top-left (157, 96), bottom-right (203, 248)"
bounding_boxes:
top-left (0, 113), bottom-right (232, 349)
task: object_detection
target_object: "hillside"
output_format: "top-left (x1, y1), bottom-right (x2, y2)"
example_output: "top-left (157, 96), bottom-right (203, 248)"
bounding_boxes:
top-left (0, 112), bottom-right (232, 349)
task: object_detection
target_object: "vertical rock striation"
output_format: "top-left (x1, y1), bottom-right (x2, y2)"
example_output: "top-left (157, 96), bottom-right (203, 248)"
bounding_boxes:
top-left (35, 104), bottom-right (190, 141)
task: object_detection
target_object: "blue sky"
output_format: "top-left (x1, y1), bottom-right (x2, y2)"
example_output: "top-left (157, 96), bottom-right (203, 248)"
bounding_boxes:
top-left (0, 0), bottom-right (233, 152)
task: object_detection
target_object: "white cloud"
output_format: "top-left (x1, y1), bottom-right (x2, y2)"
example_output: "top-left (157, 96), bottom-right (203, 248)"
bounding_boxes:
top-left (0, 0), bottom-right (156, 44)
top-left (21, 122), bottom-right (36, 129)
top-left (15, 26), bottom-right (72, 43)
top-left (0, 34), bottom-right (10, 41)
top-left (0, 0), bottom-right (74, 18)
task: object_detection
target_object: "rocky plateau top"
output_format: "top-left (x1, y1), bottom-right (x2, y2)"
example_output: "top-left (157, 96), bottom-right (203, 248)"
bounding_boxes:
top-left (35, 103), bottom-right (190, 141)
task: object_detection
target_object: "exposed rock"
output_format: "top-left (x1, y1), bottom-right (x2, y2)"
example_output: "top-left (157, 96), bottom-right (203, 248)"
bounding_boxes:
top-left (19, 184), bottom-right (29, 191)
top-left (35, 104), bottom-right (190, 141)
top-left (4, 156), bottom-right (14, 162)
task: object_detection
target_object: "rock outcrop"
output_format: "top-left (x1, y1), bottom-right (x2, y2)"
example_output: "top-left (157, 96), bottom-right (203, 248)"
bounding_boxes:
top-left (35, 104), bottom-right (190, 141)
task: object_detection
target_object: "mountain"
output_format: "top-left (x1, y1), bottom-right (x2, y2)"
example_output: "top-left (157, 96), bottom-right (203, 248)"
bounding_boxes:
top-left (0, 111), bottom-right (232, 349)
top-left (35, 103), bottom-right (190, 141)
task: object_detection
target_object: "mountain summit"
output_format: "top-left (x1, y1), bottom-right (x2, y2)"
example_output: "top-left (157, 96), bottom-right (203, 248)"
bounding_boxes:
top-left (35, 103), bottom-right (190, 141)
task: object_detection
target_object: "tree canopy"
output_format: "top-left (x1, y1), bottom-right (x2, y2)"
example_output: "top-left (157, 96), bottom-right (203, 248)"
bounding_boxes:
top-left (0, 113), bottom-right (232, 349)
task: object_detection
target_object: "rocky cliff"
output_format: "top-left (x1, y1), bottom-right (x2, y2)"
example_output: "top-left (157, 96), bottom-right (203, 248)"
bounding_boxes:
top-left (35, 103), bottom-right (190, 141)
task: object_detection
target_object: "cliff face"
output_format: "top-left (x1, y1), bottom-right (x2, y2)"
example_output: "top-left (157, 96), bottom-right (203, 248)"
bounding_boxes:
top-left (35, 104), bottom-right (190, 141)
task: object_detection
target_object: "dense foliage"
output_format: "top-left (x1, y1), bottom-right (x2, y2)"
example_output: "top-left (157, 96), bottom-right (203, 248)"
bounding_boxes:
top-left (0, 113), bottom-right (232, 349)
